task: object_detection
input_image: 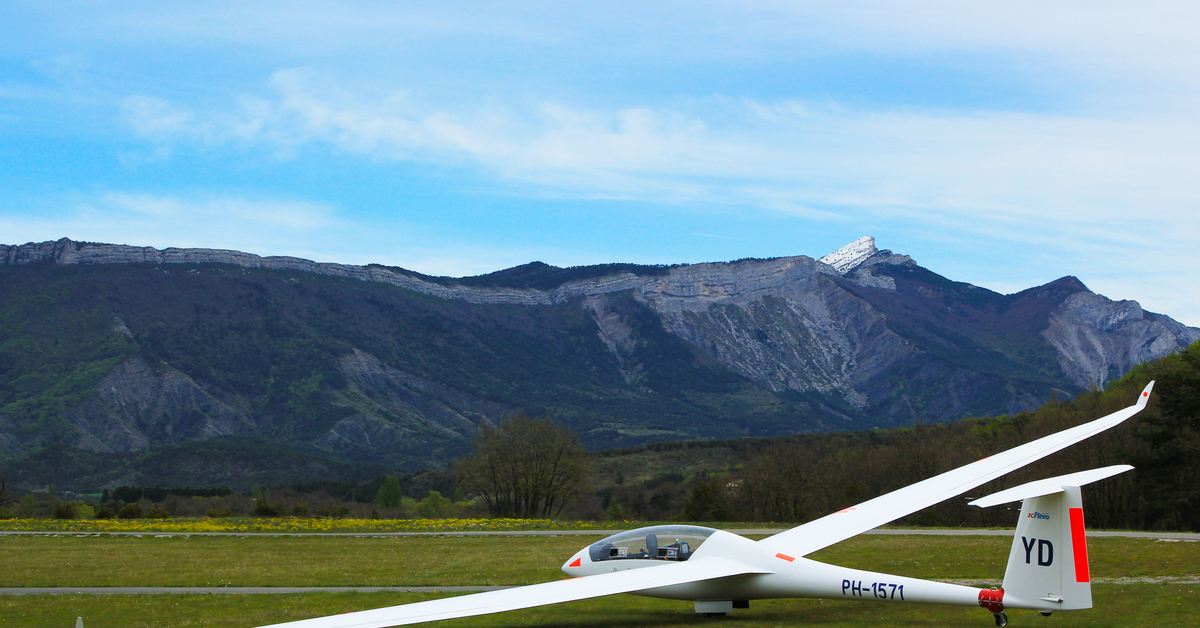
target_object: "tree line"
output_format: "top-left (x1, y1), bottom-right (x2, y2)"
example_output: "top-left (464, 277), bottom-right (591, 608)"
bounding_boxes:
top-left (664, 340), bottom-right (1200, 531)
top-left (447, 339), bottom-right (1198, 531)
top-left (4, 341), bottom-right (1195, 530)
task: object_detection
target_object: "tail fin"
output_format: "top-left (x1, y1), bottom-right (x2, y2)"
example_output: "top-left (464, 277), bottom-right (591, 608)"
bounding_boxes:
top-left (970, 465), bottom-right (1133, 613)
top-left (1001, 486), bottom-right (1091, 611)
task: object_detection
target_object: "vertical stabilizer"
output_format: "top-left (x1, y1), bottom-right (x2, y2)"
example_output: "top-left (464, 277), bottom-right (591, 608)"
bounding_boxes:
top-left (1001, 486), bottom-right (1092, 611)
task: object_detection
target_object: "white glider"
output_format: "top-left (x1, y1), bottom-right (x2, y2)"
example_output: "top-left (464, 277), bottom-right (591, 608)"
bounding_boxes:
top-left (255, 381), bottom-right (1154, 628)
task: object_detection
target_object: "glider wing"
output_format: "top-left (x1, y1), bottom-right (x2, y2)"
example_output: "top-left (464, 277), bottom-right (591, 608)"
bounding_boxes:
top-left (759, 381), bottom-right (1154, 557)
top-left (254, 556), bottom-right (765, 628)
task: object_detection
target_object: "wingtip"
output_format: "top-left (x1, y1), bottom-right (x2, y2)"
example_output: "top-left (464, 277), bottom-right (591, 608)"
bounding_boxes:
top-left (1137, 380), bottom-right (1155, 408)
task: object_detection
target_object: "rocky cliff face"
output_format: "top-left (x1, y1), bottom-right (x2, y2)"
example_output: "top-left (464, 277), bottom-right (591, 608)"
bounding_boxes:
top-left (1045, 291), bottom-right (1199, 389)
top-left (2, 236), bottom-right (1197, 484)
top-left (65, 357), bottom-right (256, 453)
top-left (316, 349), bottom-right (512, 462)
top-left (2, 238), bottom-right (601, 305)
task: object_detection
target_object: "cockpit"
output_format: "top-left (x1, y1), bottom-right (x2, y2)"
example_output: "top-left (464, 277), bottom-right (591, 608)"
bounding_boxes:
top-left (587, 525), bottom-right (718, 563)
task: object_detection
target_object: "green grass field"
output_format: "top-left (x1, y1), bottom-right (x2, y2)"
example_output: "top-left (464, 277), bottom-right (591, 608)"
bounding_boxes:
top-left (1, 533), bottom-right (1196, 627)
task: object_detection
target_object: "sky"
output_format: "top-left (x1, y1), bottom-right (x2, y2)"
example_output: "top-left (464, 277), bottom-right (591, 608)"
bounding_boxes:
top-left (2, 1), bottom-right (1199, 325)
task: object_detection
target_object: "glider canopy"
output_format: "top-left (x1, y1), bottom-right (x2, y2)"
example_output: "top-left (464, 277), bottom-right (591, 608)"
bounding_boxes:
top-left (588, 525), bottom-right (717, 562)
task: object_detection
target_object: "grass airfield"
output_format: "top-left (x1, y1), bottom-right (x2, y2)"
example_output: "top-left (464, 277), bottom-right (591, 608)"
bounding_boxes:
top-left (1, 532), bottom-right (1196, 627)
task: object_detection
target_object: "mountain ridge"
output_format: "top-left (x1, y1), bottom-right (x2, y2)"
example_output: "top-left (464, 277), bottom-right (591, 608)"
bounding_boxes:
top-left (2, 236), bottom-right (1196, 489)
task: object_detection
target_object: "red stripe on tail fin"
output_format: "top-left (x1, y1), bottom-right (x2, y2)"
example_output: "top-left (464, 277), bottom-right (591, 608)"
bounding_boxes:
top-left (1069, 507), bottom-right (1090, 582)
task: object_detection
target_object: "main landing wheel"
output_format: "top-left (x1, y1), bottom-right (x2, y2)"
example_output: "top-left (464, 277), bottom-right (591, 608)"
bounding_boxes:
top-left (993, 611), bottom-right (1008, 626)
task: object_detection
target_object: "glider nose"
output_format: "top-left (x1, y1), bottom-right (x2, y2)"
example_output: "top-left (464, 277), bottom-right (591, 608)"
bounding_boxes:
top-left (561, 551), bottom-right (587, 576)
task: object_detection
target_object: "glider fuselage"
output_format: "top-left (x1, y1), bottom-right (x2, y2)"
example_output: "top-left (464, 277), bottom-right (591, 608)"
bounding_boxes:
top-left (563, 528), bottom-right (987, 609)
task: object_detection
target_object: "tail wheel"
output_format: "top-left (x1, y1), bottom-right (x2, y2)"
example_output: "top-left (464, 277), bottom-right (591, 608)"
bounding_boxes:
top-left (993, 611), bottom-right (1008, 626)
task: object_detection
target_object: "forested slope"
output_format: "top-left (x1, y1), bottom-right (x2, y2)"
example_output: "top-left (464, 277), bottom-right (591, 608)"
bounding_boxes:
top-left (591, 341), bottom-right (1200, 531)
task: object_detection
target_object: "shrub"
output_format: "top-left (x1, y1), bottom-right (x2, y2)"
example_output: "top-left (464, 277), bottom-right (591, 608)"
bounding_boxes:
top-left (52, 501), bottom-right (78, 520)
top-left (147, 506), bottom-right (170, 518)
top-left (95, 506), bottom-right (116, 519)
top-left (415, 491), bottom-right (457, 518)
top-left (17, 493), bottom-right (35, 518)
top-left (374, 476), bottom-right (403, 508)
top-left (254, 497), bottom-right (281, 517)
top-left (118, 504), bottom-right (143, 519)
top-left (678, 478), bottom-right (729, 521)
top-left (292, 502), bottom-right (309, 516)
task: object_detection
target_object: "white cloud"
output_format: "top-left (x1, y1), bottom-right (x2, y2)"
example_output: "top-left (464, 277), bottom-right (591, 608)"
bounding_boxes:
top-left (22, 2), bottom-right (1200, 76)
top-left (120, 96), bottom-right (199, 139)
top-left (122, 71), bottom-right (1200, 228)
top-left (114, 74), bottom-right (1200, 328)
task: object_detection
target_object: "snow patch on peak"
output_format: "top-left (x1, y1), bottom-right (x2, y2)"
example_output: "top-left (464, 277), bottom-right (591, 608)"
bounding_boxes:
top-left (819, 236), bottom-right (877, 274)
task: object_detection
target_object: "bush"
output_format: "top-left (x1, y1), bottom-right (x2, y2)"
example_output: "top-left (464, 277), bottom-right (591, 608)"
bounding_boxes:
top-left (52, 501), bottom-right (78, 520)
top-left (292, 502), bottom-right (309, 516)
top-left (17, 493), bottom-right (35, 518)
top-left (205, 508), bottom-right (234, 518)
top-left (374, 476), bottom-right (403, 508)
top-left (415, 491), bottom-right (457, 518)
top-left (118, 504), bottom-right (143, 519)
top-left (254, 497), bottom-right (281, 517)
top-left (95, 506), bottom-right (116, 519)
top-left (147, 506), bottom-right (170, 518)
top-left (678, 478), bottom-right (730, 521)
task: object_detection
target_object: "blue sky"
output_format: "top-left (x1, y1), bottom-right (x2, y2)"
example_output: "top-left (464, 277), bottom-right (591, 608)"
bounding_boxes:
top-left (3, 2), bottom-right (1199, 324)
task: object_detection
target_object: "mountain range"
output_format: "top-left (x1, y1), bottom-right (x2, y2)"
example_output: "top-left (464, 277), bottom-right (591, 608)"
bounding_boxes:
top-left (1, 236), bottom-right (1196, 490)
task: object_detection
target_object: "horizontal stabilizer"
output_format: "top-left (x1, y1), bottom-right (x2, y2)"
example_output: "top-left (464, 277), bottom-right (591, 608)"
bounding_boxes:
top-left (969, 465), bottom-right (1134, 508)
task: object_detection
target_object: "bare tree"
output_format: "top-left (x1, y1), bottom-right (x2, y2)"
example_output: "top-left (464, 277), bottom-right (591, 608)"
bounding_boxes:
top-left (458, 412), bottom-right (590, 518)
top-left (0, 477), bottom-right (15, 510)
top-left (738, 441), bottom-right (820, 523)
